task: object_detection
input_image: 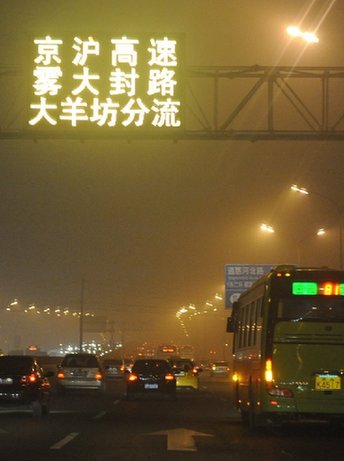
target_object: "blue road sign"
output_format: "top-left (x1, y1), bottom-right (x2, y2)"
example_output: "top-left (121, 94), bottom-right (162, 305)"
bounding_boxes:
top-left (225, 264), bottom-right (274, 308)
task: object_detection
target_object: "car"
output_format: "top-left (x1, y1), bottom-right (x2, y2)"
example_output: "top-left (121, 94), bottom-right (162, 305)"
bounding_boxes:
top-left (56, 353), bottom-right (105, 392)
top-left (0, 355), bottom-right (53, 417)
top-left (210, 361), bottom-right (230, 375)
top-left (102, 358), bottom-right (126, 379)
top-left (169, 358), bottom-right (201, 391)
top-left (126, 359), bottom-right (176, 400)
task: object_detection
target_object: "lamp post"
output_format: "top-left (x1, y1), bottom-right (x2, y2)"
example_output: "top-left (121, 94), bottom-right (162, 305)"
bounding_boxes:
top-left (260, 222), bottom-right (323, 265)
top-left (291, 185), bottom-right (343, 269)
top-left (79, 278), bottom-right (85, 352)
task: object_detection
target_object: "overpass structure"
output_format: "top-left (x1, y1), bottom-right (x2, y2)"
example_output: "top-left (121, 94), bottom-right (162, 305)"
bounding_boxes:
top-left (1, 65), bottom-right (344, 141)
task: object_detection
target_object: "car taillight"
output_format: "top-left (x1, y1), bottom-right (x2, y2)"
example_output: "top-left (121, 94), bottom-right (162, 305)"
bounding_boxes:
top-left (57, 371), bottom-right (65, 379)
top-left (192, 367), bottom-right (198, 375)
top-left (95, 372), bottom-right (103, 380)
top-left (128, 373), bottom-right (138, 382)
top-left (165, 373), bottom-right (175, 381)
top-left (21, 373), bottom-right (38, 384)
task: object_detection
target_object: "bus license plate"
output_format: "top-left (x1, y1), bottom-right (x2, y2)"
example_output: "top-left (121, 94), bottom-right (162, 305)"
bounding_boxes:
top-left (315, 375), bottom-right (341, 390)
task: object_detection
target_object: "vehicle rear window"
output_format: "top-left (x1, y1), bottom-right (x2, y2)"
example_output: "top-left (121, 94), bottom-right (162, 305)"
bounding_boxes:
top-left (133, 360), bottom-right (171, 373)
top-left (0, 356), bottom-right (32, 373)
top-left (170, 360), bottom-right (192, 370)
top-left (62, 355), bottom-right (99, 368)
top-left (277, 297), bottom-right (344, 321)
top-left (104, 360), bottom-right (122, 366)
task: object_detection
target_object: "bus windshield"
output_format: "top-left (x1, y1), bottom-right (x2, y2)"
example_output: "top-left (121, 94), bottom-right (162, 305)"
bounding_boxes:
top-left (277, 296), bottom-right (344, 322)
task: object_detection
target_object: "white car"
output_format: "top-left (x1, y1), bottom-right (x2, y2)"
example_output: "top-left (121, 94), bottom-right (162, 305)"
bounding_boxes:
top-left (56, 353), bottom-right (105, 392)
top-left (210, 361), bottom-right (230, 375)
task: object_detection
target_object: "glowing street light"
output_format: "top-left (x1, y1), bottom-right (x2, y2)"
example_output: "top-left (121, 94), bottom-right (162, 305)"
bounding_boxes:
top-left (260, 223), bottom-right (275, 233)
top-left (287, 26), bottom-right (319, 44)
top-left (291, 184), bottom-right (309, 195)
top-left (291, 184), bottom-right (343, 269)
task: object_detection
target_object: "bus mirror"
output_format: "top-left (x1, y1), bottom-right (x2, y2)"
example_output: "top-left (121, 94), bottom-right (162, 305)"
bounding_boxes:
top-left (227, 316), bottom-right (236, 333)
top-left (227, 301), bottom-right (238, 332)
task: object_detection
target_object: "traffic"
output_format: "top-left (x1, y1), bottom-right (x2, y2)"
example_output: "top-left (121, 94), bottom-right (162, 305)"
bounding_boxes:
top-left (3, 250), bottom-right (344, 457)
top-left (0, 350), bottom-right (343, 460)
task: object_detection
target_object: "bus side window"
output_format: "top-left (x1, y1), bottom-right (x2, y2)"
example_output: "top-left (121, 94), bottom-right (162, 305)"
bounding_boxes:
top-left (238, 306), bottom-right (245, 349)
top-left (249, 301), bottom-right (256, 347)
top-left (255, 297), bottom-right (263, 345)
top-left (243, 305), bottom-right (250, 348)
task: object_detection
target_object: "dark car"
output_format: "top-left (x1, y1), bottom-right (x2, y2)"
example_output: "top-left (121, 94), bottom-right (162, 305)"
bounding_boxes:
top-left (0, 355), bottom-right (53, 417)
top-left (102, 358), bottom-right (126, 379)
top-left (126, 359), bottom-right (176, 400)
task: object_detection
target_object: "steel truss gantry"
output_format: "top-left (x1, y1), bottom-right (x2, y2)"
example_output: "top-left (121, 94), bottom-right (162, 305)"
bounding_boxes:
top-left (1, 65), bottom-right (344, 141)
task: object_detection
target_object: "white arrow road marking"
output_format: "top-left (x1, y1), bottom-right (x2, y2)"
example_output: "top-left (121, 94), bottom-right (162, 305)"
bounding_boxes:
top-left (147, 428), bottom-right (213, 451)
top-left (50, 432), bottom-right (79, 450)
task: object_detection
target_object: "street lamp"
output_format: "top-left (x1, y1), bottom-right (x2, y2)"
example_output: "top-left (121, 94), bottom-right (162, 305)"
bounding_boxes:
top-left (291, 184), bottom-right (309, 195)
top-left (286, 26), bottom-right (320, 44)
top-left (291, 184), bottom-right (343, 269)
top-left (260, 223), bottom-right (275, 233)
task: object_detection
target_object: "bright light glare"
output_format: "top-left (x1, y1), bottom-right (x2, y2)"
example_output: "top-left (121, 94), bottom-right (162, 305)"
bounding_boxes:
top-left (287, 26), bottom-right (319, 43)
top-left (317, 228), bottom-right (326, 236)
top-left (291, 184), bottom-right (309, 195)
top-left (260, 223), bottom-right (275, 233)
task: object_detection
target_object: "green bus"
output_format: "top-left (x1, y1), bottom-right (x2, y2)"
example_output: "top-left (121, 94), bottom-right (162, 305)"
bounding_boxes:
top-left (227, 265), bottom-right (344, 427)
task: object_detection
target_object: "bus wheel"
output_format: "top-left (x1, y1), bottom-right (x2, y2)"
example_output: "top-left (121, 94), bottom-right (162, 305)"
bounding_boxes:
top-left (248, 402), bottom-right (268, 429)
top-left (240, 405), bottom-right (249, 424)
top-left (248, 401), bottom-right (256, 428)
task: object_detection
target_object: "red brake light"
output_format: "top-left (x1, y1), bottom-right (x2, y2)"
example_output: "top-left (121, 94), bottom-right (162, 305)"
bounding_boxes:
top-left (21, 373), bottom-right (38, 384)
top-left (95, 372), bottom-right (103, 380)
top-left (57, 372), bottom-right (65, 379)
top-left (128, 373), bottom-right (138, 382)
top-left (165, 373), bottom-right (175, 381)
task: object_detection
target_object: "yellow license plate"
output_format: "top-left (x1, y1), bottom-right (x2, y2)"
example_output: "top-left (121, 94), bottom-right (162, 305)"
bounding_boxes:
top-left (315, 375), bottom-right (341, 390)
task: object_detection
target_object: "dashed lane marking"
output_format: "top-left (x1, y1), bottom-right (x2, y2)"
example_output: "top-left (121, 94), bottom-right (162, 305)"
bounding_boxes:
top-left (50, 432), bottom-right (79, 450)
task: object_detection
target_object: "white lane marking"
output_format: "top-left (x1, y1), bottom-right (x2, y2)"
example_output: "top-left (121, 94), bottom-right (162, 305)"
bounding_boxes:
top-left (94, 410), bottom-right (107, 419)
top-left (49, 410), bottom-right (80, 414)
top-left (50, 432), bottom-right (79, 450)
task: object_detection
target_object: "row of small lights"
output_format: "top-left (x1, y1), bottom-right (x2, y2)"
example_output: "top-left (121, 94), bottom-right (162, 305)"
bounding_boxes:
top-left (176, 293), bottom-right (223, 338)
top-left (58, 342), bottom-right (122, 357)
top-left (4, 299), bottom-right (95, 318)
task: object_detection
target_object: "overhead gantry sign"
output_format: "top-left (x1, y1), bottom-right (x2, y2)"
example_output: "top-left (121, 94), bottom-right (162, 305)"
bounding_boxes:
top-left (28, 35), bottom-right (182, 131)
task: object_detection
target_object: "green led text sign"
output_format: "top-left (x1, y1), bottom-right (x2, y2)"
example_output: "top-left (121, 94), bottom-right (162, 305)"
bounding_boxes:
top-left (29, 35), bottom-right (183, 129)
top-left (292, 281), bottom-right (344, 296)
